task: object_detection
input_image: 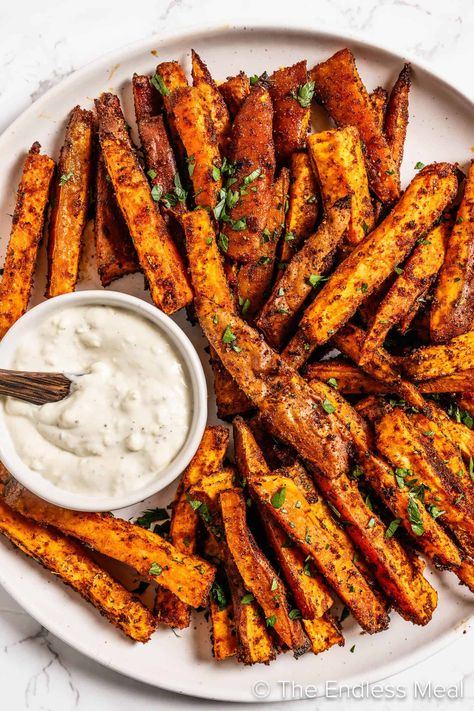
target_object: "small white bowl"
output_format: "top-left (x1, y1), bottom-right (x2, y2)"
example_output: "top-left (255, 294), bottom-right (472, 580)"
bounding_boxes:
top-left (0, 291), bottom-right (207, 512)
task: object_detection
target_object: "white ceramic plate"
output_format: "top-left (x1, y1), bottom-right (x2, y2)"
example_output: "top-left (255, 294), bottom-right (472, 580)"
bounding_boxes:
top-left (0, 22), bottom-right (473, 704)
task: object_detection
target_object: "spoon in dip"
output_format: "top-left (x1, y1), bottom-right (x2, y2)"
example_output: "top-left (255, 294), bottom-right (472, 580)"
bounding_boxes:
top-left (0, 368), bottom-right (73, 405)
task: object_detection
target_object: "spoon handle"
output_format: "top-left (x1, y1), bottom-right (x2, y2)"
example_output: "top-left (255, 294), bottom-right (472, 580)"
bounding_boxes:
top-left (0, 369), bottom-right (72, 406)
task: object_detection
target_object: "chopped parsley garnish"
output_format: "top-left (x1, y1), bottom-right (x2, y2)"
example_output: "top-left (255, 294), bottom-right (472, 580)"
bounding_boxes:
top-left (394, 266), bottom-right (404, 275)
top-left (147, 168), bottom-right (157, 180)
top-left (241, 593), bottom-right (255, 604)
top-left (257, 255), bottom-right (271, 265)
top-left (407, 496), bottom-right (424, 536)
top-left (187, 155), bottom-right (196, 177)
top-left (230, 217), bottom-right (247, 231)
top-left (59, 171), bottom-right (73, 186)
top-left (362, 220), bottom-right (369, 236)
top-left (151, 73), bottom-right (170, 96)
top-left (266, 615), bottom-right (277, 627)
top-left (385, 518), bottom-right (401, 538)
top-left (271, 486), bottom-right (286, 509)
top-left (243, 168), bottom-right (261, 185)
top-left (218, 232), bottom-right (229, 253)
top-left (367, 517), bottom-right (376, 529)
top-left (288, 609), bottom-right (302, 620)
top-left (151, 184), bottom-right (163, 202)
top-left (212, 165), bottom-right (221, 181)
top-left (414, 161), bottom-right (425, 170)
top-left (149, 562), bottom-right (163, 576)
top-left (294, 81), bottom-right (315, 108)
top-left (427, 504), bottom-right (444, 520)
top-left (136, 507), bottom-right (169, 529)
top-left (322, 399), bottom-right (336, 414)
top-left (284, 231), bottom-right (295, 242)
top-left (240, 297), bottom-right (251, 315)
top-left (327, 377), bottom-right (338, 389)
top-left (308, 273), bottom-right (327, 288)
top-left (358, 282), bottom-right (369, 293)
top-left (210, 582), bottom-right (227, 610)
top-left (270, 578), bottom-right (278, 591)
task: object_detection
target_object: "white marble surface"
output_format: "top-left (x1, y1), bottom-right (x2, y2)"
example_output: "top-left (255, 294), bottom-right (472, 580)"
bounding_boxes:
top-left (1, 0), bottom-right (474, 708)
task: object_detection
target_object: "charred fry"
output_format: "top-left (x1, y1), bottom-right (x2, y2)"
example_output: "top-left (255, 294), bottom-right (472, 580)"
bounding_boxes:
top-left (384, 64), bottom-right (411, 170)
top-left (94, 151), bottom-right (139, 286)
top-left (269, 61), bottom-right (311, 164)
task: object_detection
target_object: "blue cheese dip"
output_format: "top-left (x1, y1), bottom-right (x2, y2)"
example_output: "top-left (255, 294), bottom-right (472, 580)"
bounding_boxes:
top-left (2, 305), bottom-right (191, 496)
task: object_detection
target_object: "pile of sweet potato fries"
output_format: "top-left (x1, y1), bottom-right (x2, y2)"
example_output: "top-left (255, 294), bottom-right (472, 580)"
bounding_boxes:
top-left (1, 47), bottom-right (474, 665)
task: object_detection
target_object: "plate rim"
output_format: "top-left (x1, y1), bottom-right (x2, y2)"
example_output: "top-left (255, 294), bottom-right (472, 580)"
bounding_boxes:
top-left (0, 19), bottom-right (473, 703)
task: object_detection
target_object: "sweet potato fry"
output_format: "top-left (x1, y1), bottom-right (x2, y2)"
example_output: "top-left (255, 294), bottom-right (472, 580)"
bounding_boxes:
top-left (0, 499), bottom-right (155, 642)
top-left (305, 360), bottom-right (474, 395)
top-left (220, 488), bottom-right (309, 654)
top-left (257, 197), bottom-right (351, 349)
top-left (269, 61), bottom-right (311, 164)
top-left (411, 412), bottom-right (474, 503)
top-left (280, 152), bottom-right (319, 262)
top-left (361, 215), bottom-right (450, 361)
top-left (192, 50), bottom-right (231, 151)
top-left (4, 482), bottom-right (215, 608)
top-left (183, 208), bottom-right (349, 478)
top-left (209, 347), bottom-right (253, 419)
top-left (431, 162), bottom-right (474, 342)
top-left (375, 408), bottom-right (474, 556)
top-left (219, 72), bottom-right (250, 118)
top-left (223, 549), bottom-right (276, 664)
top-left (46, 107), bottom-right (93, 297)
top-left (428, 401), bottom-right (474, 463)
top-left (303, 616), bottom-right (344, 654)
top-left (154, 481), bottom-right (200, 628)
top-left (94, 151), bottom-right (139, 286)
top-left (284, 163), bottom-right (458, 367)
top-left (370, 86), bottom-right (388, 130)
top-left (313, 468), bottom-right (437, 625)
top-left (210, 593), bottom-right (238, 660)
top-left (359, 452), bottom-right (463, 569)
top-left (236, 168), bottom-right (289, 316)
top-left (457, 393), bottom-right (474, 418)
top-left (169, 85), bottom-right (222, 209)
top-left (153, 61), bottom-right (189, 166)
top-left (310, 49), bottom-right (399, 203)
top-left (402, 330), bottom-right (474, 380)
top-left (182, 425), bottom-right (230, 489)
top-left (132, 73), bottom-right (185, 217)
top-left (95, 93), bottom-right (192, 313)
top-left (221, 86), bottom-right (275, 263)
top-left (248, 472), bottom-right (389, 633)
top-left (0, 143), bottom-right (54, 338)
top-left (308, 127), bottom-right (374, 247)
top-left (384, 64), bottom-right (411, 170)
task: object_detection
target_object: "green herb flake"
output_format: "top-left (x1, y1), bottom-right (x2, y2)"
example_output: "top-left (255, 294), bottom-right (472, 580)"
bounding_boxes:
top-left (362, 220), bottom-right (369, 236)
top-left (284, 231), bottom-right (295, 242)
top-left (350, 644), bottom-right (356, 653)
top-left (394, 266), bottom-right (404, 275)
top-left (271, 486), bottom-right (286, 509)
top-left (266, 615), bottom-right (277, 627)
top-left (257, 255), bottom-right (271, 266)
top-left (147, 168), bottom-right (157, 180)
top-left (308, 273), bottom-right (327, 288)
top-left (407, 496), bottom-right (424, 536)
top-left (295, 81), bottom-right (315, 108)
top-left (367, 517), bottom-right (376, 529)
top-left (278, 287), bottom-right (285, 297)
top-left (289, 608), bottom-right (302, 620)
top-left (210, 582), bottom-right (227, 610)
top-left (270, 578), bottom-right (278, 591)
top-left (222, 325), bottom-right (236, 344)
top-left (243, 168), bottom-right (261, 185)
top-left (151, 73), bottom-right (170, 96)
top-left (322, 398), bottom-right (336, 414)
top-left (249, 74), bottom-right (259, 86)
top-left (240, 297), bottom-right (251, 315)
top-left (151, 184), bottom-right (163, 202)
top-left (187, 155), bottom-right (196, 177)
top-left (414, 161), bottom-right (425, 170)
top-left (218, 233), bottom-right (229, 253)
top-left (149, 562), bottom-right (163, 576)
top-left (241, 593), bottom-right (255, 604)
top-left (136, 507), bottom-right (170, 529)
top-left (327, 377), bottom-right (338, 390)
top-left (59, 171), bottom-right (74, 186)
top-left (385, 518), bottom-right (401, 539)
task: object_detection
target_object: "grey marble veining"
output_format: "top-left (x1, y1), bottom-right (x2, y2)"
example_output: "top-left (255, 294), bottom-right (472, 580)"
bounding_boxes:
top-left (1, 0), bottom-right (474, 709)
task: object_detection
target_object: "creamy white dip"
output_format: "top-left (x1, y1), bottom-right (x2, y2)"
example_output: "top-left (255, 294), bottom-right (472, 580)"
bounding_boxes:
top-left (2, 305), bottom-right (191, 496)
